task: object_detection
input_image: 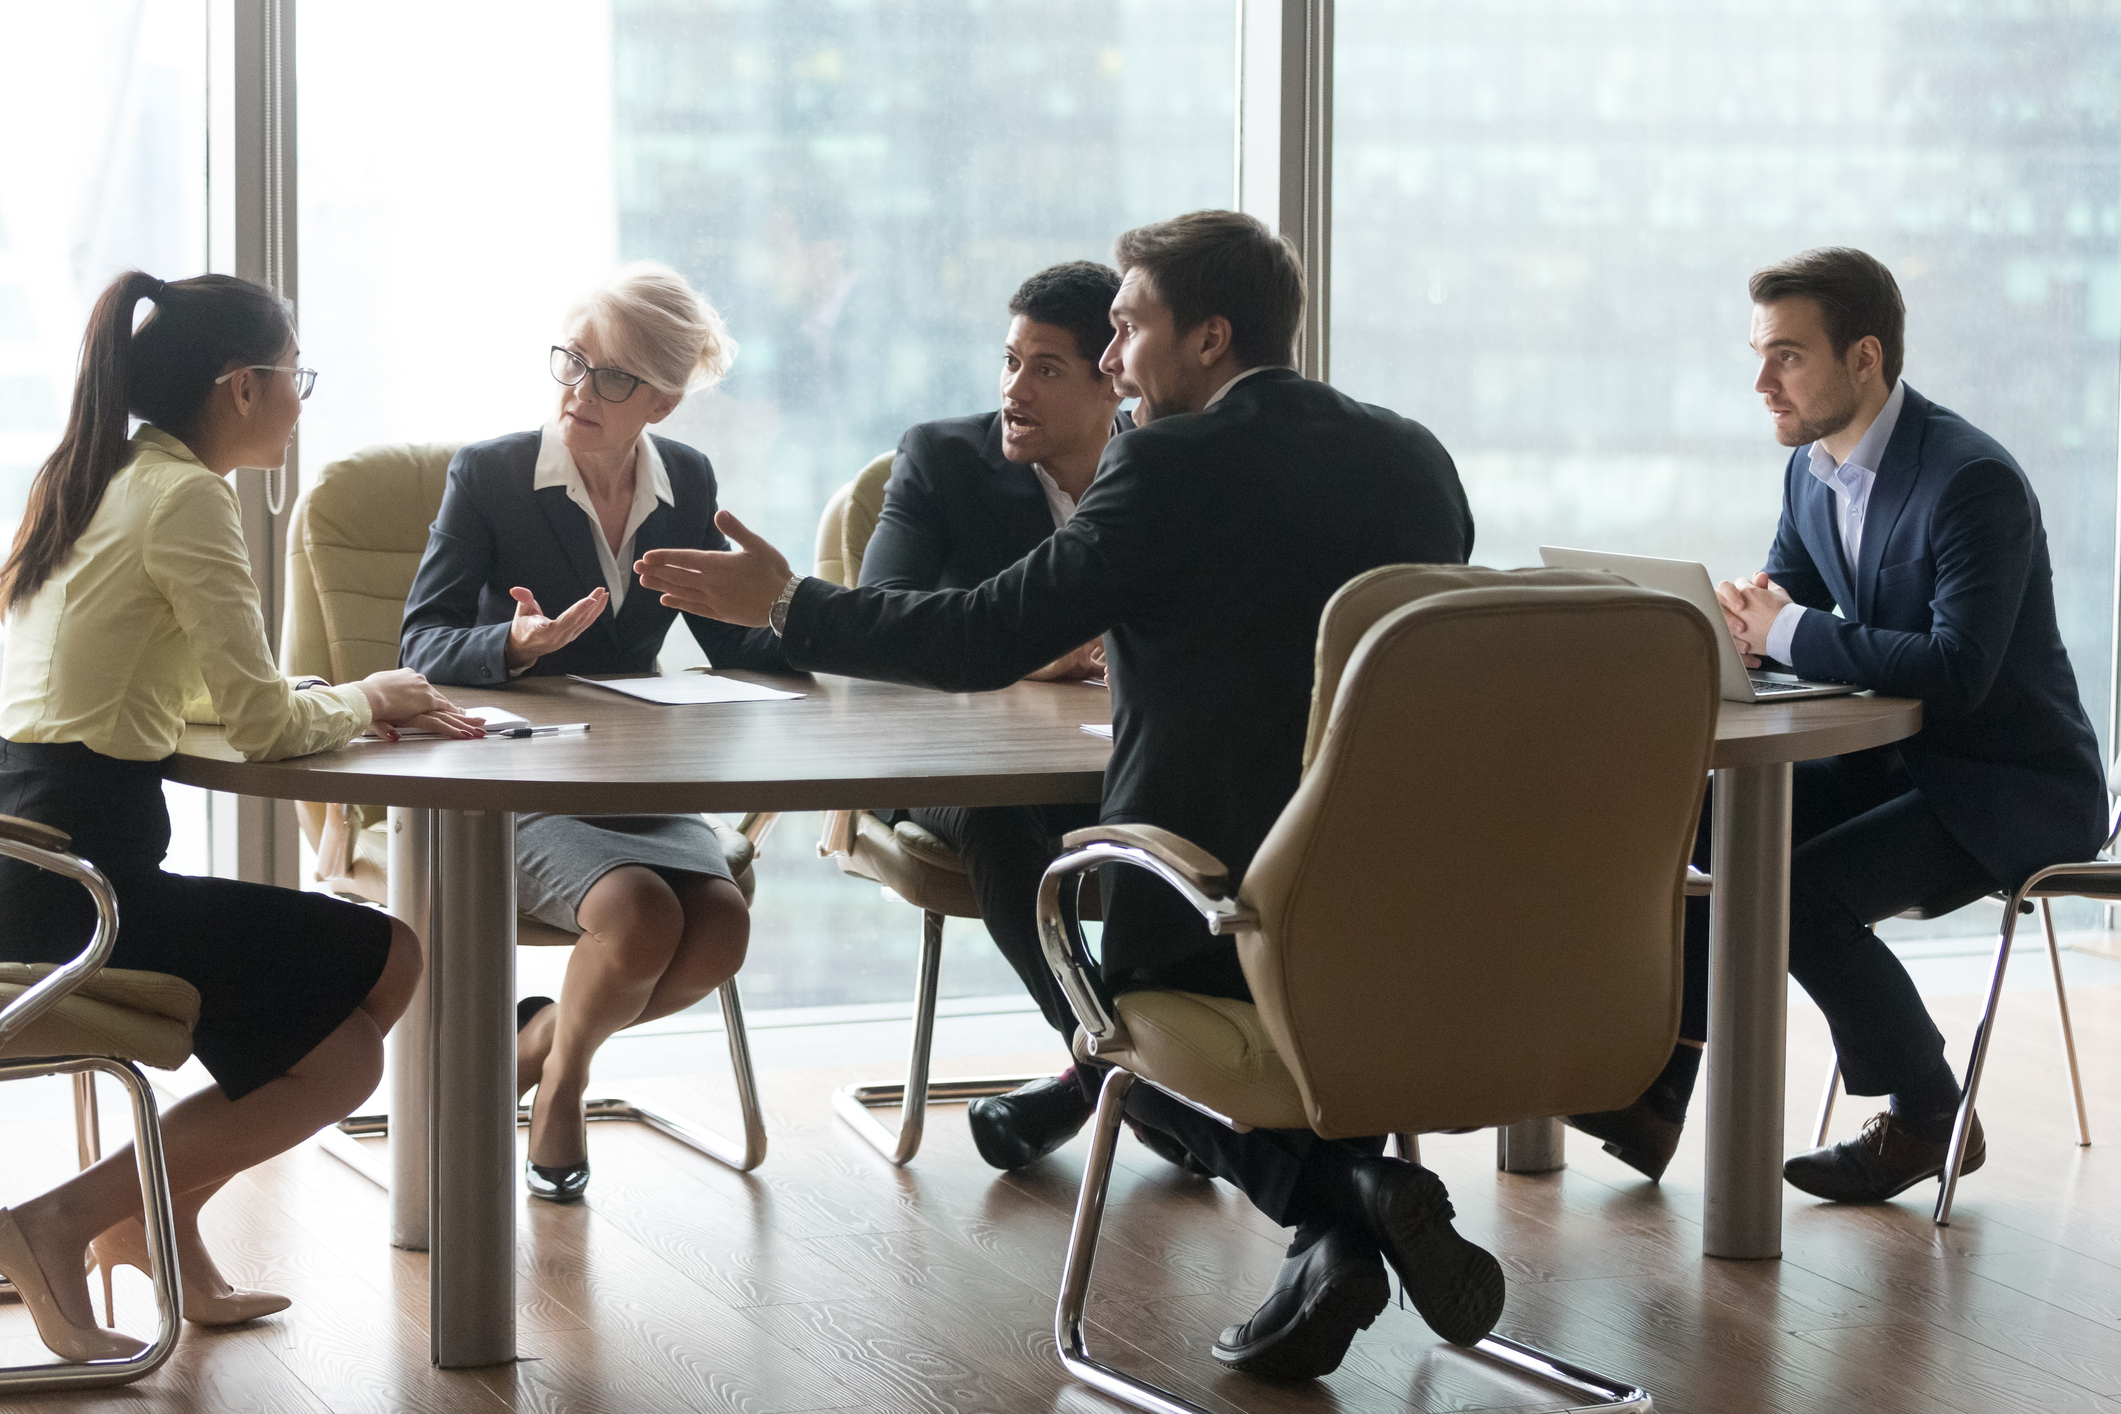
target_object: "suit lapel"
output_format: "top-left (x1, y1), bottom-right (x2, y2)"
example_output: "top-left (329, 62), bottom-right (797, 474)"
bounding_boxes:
top-left (534, 485), bottom-right (619, 644)
top-left (615, 499), bottom-right (677, 633)
top-left (1852, 385), bottom-right (1929, 621)
top-left (980, 411), bottom-right (1060, 551)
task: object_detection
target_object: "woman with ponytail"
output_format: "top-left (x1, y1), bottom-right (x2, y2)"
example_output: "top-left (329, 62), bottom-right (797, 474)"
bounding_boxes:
top-left (0, 271), bottom-right (478, 1363)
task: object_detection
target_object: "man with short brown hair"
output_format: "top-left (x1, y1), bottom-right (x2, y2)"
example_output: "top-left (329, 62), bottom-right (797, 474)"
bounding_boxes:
top-left (1572, 247), bottom-right (2105, 1205)
top-left (639, 210), bottom-right (1497, 1379)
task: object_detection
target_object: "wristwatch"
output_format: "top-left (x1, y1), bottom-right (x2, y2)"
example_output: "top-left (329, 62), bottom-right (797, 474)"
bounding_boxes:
top-left (769, 574), bottom-right (806, 636)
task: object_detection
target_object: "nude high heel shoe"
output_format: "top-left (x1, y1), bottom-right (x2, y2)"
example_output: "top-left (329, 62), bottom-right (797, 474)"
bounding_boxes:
top-left (91, 1225), bottom-right (290, 1327)
top-left (0, 1207), bottom-right (148, 1362)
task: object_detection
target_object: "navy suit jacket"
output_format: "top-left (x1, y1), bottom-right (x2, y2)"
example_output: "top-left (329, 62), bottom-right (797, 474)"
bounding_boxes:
top-left (1766, 384), bottom-right (2105, 887)
top-left (400, 430), bottom-right (787, 686)
top-left (861, 409), bottom-right (1137, 592)
top-left (778, 369), bottom-right (1473, 978)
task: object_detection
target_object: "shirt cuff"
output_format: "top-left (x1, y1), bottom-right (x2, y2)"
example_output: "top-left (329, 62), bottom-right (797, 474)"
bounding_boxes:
top-left (1764, 602), bottom-right (1808, 666)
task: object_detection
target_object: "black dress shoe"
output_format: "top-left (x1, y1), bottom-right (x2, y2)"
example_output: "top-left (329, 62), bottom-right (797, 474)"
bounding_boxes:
top-left (525, 1157), bottom-right (590, 1203)
top-left (966, 1071), bottom-right (1095, 1170)
top-left (1783, 1110), bottom-right (1984, 1203)
top-left (518, 996), bottom-right (555, 1032)
top-left (1212, 1226), bottom-right (1389, 1380)
top-left (1565, 1095), bottom-right (1684, 1181)
top-left (1349, 1158), bottom-right (1504, 1348)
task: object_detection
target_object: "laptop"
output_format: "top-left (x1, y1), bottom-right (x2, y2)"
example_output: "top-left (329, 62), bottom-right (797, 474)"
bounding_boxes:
top-left (1538, 546), bottom-right (1863, 703)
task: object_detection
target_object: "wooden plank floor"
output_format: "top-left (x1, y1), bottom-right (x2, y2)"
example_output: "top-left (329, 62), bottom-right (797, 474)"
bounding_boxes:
top-left (2, 983), bottom-right (2117, 1413)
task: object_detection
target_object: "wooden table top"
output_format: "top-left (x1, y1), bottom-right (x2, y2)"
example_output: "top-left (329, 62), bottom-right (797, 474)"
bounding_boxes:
top-left (167, 673), bottom-right (1115, 814)
top-left (167, 672), bottom-right (1919, 812)
top-left (1707, 692), bottom-right (1920, 770)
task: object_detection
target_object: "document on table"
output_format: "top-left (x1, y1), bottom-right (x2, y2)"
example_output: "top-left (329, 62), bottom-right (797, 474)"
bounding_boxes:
top-left (1082, 723), bottom-right (1113, 739)
top-left (569, 674), bottom-right (805, 705)
top-left (357, 705), bottom-right (530, 741)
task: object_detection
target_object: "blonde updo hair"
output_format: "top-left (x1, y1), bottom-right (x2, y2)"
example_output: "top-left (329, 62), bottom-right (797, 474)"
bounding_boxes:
top-left (563, 261), bottom-right (737, 398)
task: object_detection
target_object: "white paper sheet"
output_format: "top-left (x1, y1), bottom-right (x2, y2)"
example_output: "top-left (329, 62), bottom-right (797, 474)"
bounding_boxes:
top-left (1081, 723), bottom-right (1113, 739)
top-left (358, 705), bottom-right (531, 741)
top-left (569, 674), bottom-right (805, 706)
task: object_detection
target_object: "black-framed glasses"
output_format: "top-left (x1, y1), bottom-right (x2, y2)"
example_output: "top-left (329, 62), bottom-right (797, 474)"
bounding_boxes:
top-left (214, 364), bottom-right (318, 399)
top-left (550, 346), bottom-right (646, 403)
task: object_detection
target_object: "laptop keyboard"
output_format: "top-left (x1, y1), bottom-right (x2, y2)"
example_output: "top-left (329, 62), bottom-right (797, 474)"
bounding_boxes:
top-left (1748, 676), bottom-right (1824, 695)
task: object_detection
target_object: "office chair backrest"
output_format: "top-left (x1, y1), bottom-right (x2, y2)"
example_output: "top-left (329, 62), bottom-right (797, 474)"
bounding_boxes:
top-left (814, 452), bottom-right (894, 588)
top-left (1240, 567), bottom-right (1720, 1137)
top-left (1303, 564), bottom-right (1633, 774)
top-left (283, 443), bottom-right (461, 682)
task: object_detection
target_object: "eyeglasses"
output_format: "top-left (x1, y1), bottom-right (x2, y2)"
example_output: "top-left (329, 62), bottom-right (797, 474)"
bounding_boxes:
top-left (213, 365), bottom-right (318, 399)
top-left (550, 346), bottom-right (647, 403)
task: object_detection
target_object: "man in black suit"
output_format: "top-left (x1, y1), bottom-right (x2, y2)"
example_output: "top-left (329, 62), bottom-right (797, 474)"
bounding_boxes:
top-left (861, 262), bottom-right (1139, 1172)
top-left (639, 211), bottom-right (1502, 1378)
top-left (1571, 248), bottom-right (2107, 1203)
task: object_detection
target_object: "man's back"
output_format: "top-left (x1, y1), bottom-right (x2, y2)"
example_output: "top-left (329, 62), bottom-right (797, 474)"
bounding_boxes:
top-left (781, 368), bottom-right (1473, 974)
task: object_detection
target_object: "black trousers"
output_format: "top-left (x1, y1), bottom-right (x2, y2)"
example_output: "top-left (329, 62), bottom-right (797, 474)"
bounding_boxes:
top-left (901, 802), bottom-right (1101, 1040)
top-left (1680, 747), bottom-right (1995, 1097)
top-left (1115, 945), bottom-right (1387, 1231)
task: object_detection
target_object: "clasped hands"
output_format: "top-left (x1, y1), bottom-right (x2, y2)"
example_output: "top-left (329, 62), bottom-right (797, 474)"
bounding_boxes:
top-left (633, 510), bottom-right (1107, 683)
top-left (1715, 571), bottom-right (1792, 669)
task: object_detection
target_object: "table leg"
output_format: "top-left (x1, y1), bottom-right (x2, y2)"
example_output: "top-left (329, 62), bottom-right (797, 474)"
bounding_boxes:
top-left (386, 808), bottom-right (434, 1249)
top-left (428, 809), bottom-right (516, 1367)
top-left (1704, 762), bottom-right (1792, 1260)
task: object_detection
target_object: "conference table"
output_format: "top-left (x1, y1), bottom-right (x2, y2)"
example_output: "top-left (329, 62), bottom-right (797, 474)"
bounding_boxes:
top-left (169, 671), bottom-right (1918, 1365)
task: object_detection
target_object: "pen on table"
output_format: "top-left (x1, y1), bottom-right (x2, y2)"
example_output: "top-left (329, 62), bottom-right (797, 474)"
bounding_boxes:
top-left (499, 723), bottom-right (592, 738)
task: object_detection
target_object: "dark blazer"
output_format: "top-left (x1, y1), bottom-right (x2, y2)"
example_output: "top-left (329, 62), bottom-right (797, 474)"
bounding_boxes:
top-left (400, 430), bottom-right (787, 685)
top-left (1766, 384), bottom-right (2105, 887)
top-left (779, 368), bottom-right (1474, 978)
top-left (861, 409), bottom-right (1131, 591)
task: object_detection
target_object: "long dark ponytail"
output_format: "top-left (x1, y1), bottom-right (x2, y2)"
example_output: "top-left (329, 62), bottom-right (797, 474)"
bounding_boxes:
top-left (2, 271), bottom-right (292, 612)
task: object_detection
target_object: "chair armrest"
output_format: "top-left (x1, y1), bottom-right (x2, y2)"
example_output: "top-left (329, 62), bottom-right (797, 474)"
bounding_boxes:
top-left (1037, 826), bottom-right (1256, 1050)
top-left (0, 832), bottom-right (119, 1050)
top-left (0, 813), bottom-right (70, 853)
top-left (1060, 823), bottom-right (1230, 897)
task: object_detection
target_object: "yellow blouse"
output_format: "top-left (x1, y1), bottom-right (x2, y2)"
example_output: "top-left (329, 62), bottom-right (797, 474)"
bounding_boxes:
top-left (1, 428), bottom-right (371, 761)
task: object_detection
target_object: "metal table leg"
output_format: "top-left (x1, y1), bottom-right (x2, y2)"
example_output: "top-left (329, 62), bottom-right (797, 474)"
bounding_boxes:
top-left (388, 807), bottom-right (434, 1250)
top-left (1704, 762), bottom-right (1792, 1260)
top-left (428, 808), bottom-right (516, 1367)
top-left (1497, 1117), bottom-right (1565, 1173)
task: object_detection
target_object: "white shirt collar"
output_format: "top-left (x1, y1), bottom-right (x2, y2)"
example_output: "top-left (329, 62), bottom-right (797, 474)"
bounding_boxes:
top-left (1029, 464), bottom-right (1078, 530)
top-left (1203, 364), bottom-right (1289, 409)
top-left (533, 424), bottom-right (673, 608)
top-left (1806, 378), bottom-right (1906, 490)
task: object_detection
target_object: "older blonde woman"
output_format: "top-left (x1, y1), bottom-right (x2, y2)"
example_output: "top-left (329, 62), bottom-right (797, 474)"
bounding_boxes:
top-left (400, 263), bottom-right (782, 1201)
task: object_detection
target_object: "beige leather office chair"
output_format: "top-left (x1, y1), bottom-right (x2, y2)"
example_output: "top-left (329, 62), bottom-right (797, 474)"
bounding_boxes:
top-left (1037, 566), bottom-right (1716, 1412)
top-left (809, 454), bottom-right (1067, 1163)
top-left (1804, 767), bottom-right (2112, 1224)
top-left (280, 443), bottom-right (768, 1171)
top-left (0, 816), bottom-right (190, 1392)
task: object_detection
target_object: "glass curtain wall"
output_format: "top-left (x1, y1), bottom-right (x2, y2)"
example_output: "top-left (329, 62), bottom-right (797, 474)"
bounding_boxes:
top-left (1332, 1), bottom-right (2121, 933)
top-left (0, 2), bottom-right (213, 874)
top-left (300, 1), bottom-right (1235, 1011)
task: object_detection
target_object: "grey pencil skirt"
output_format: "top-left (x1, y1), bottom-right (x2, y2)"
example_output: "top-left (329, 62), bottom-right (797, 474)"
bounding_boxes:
top-left (515, 811), bottom-right (735, 931)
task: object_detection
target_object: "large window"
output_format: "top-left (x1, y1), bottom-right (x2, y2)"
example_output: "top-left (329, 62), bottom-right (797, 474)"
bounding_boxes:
top-left (299, 2), bottom-right (1235, 1011)
top-left (0, 3), bottom-right (213, 874)
top-left (1332, 0), bottom-right (2121, 765)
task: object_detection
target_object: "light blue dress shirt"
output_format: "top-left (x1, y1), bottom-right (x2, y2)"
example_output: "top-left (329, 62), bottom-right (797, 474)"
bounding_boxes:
top-left (1762, 378), bottom-right (1907, 665)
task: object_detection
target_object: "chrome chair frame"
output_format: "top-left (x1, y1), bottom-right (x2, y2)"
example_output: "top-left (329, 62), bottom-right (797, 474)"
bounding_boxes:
top-left (0, 834), bottom-right (182, 1392)
top-left (1035, 842), bottom-right (1655, 1413)
top-left (1804, 794), bottom-right (2113, 1226)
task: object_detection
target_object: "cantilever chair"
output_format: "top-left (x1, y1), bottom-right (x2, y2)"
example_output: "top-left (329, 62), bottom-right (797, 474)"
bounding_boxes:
top-left (1805, 759), bottom-right (2114, 1225)
top-left (807, 453), bottom-right (1059, 1162)
top-left (1037, 566), bottom-right (1720, 1413)
top-left (280, 442), bottom-right (767, 1172)
top-left (0, 816), bottom-right (189, 1392)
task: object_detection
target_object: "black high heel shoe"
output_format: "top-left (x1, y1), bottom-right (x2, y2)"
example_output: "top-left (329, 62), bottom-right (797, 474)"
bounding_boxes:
top-left (518, 997), bottom-right (587, 1201)
top-left (524, 1157), bottom-right (590, 1203)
